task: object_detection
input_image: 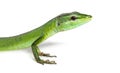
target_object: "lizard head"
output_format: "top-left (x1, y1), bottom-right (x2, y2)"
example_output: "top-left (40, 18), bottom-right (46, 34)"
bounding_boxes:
top-left (56, 12), bottom-right (92, 31)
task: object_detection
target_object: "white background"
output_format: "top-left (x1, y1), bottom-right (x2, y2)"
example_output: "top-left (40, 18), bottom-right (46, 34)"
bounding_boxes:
top-left (0, 0), bottom-right (120, 73)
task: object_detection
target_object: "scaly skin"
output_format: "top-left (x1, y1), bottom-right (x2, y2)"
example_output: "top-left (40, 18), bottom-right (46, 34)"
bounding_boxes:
top-left (0, 12), bottom-right (92, 64)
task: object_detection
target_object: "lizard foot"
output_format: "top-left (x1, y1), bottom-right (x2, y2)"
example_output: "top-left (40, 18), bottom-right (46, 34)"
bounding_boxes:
top-left (39, 52), bottom-right (57, 57)
top-left (38, 59), bottom-right (56, 65)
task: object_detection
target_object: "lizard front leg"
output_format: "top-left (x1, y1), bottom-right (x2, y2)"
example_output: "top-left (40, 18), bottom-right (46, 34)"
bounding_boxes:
top-left (31, 35), bottom-right (56, 65)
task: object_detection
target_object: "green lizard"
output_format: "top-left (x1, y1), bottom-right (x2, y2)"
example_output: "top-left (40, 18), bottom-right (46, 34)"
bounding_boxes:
top-left (0, 12), bottom-right (92, 65)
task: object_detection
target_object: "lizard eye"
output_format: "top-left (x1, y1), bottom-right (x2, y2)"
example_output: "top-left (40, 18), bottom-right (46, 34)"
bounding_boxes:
top-left (70, 16), bottom-right (77, 21)
top-left (58, 23), bottom-right (60, 26)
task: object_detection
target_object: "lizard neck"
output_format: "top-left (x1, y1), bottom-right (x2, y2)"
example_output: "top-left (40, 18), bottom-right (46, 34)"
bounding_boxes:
top-left (33, 18), bottom-right (58, 39)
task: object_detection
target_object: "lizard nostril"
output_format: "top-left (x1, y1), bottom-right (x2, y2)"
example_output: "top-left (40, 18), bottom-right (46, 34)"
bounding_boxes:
top-left (88, 15), bottom-right (92, 18)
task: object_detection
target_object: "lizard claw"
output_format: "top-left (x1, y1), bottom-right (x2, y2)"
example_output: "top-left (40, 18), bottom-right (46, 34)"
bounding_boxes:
top-left (38, 52), bottom-right (57, 64)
